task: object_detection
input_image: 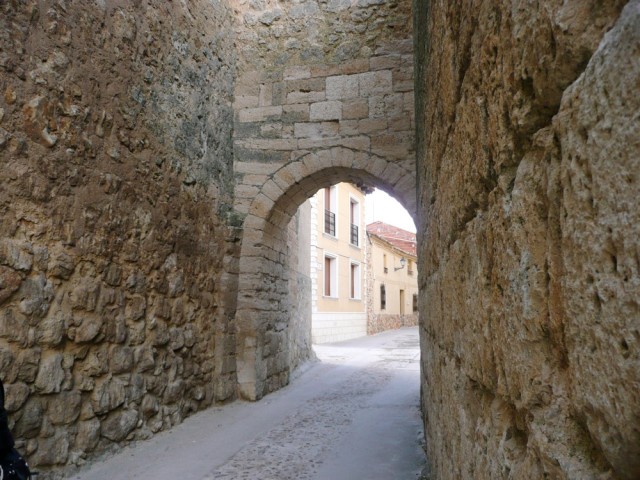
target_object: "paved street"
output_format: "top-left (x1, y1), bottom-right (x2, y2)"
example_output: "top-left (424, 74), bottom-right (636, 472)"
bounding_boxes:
top-left (76, 327), bottom-right (426, 480)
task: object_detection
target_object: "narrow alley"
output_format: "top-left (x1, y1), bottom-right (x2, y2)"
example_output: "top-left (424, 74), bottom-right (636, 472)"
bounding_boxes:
top-left (75, 328), bottom-right (426, 480)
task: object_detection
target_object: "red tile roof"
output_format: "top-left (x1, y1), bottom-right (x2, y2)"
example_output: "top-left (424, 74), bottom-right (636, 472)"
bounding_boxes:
top-left (366, 221), bottom-right (417, 257)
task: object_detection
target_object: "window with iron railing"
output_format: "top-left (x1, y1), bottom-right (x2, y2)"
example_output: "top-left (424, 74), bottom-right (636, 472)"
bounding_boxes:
top-left (324, 209), bottom-right (336, 236)
top-left (350, 224), bottom-right (359, 246)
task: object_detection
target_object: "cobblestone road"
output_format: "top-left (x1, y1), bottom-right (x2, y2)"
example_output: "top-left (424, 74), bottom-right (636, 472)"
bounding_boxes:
top-left (77, 327), bottom-right (426, 480)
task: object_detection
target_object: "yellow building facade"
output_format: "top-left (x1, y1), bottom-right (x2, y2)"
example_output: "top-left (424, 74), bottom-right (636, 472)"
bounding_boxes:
top-left (366, 222), bottom-right (419, 334)
top-left (310, 183), bottom-right (368, 343)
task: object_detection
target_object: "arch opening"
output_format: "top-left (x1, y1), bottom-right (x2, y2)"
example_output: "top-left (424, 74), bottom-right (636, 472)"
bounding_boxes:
top-left (234, 151), bottom-right (417, 400)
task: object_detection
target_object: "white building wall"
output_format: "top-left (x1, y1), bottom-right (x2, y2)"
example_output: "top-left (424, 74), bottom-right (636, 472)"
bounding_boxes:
top-left (311, 312), bottom-right (368, 344)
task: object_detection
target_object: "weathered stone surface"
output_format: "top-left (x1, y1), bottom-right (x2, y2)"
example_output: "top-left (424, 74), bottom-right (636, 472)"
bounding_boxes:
top-left (0, 266), bottom-right (22, 305)
top-left (4, 382), bottom-right (30, 413)
top-left (91, 377), bottom-right (127, 415)
top-left (30, 431), bottom-right (69, 466)
top-left (76, 419), bottom-right (101, 452)
top-left (0, 240), bottom-right (33, 272)
top-left (14, 398), bottom-right (43, 439)
top-left (34, 354), bottom-right (64, 394)
top-left (414, 0), bottom-right (637, 479)
top-left (48, 391), bottom-right (82, 425)
top-left (100, 409), bottom-right (138, 442)
top-left (309, 101), bottom-right (342, 121)
top-left (18, 274), bottom-right (54, 318)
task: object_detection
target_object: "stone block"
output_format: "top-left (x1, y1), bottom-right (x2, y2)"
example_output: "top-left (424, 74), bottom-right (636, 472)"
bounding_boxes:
top-left (250, 193), bottom-right (275, 219)
top-left (0, 239), bottom-right (33, 272)
top-left (374, 39), bottom-right (413, 55)
top-left (101, 409), bottom-right (138, 442)
top-left (286, 77), bottom-right (325, 94)
top-left (76, 419), bottom-right (100, 451)
top-left (368, 96), bottom-right (386, 118)
top-left (261, 180), bottom-right (285, 203)
top-left (339, 119), bottom-right (360, 136)
top-left (341, 136), bottom-right (370, 151)
top-left (0, 265), bottom-right (21, 305)
top-left (234, 161), bottom-right (279, 175)
top-left (233, 95), bottom-right (259, 110)
top-left (283, 104), bottom-right (310, 122)
top-left (241, 174), bottom-right (271, 188)
top-left (284, 65), bottom-right (311, 80)
top-left (371, 132), bottom-right (411, 159)
top-left (286, 90), bottom-right (325, 104)
top-left (330, 147), bottom-right (355, 168)
top-left (235, 184), bottom-right (261, 201)
top-left (370, 55), bottom-right (402, 71)
top-left (359, 118), bottom-right (387, 133)
top-left (233, 147), bottom-right (290, 164)
top-left (359, 70), bottom-right (393, 97)
top-left (236, 138), bottom-right (297, 151)
top-left (35, 354), bottom-right (64, 394)
top-left (342, 98), bottom-right (368, 119)
top-left (271, 82), bottom-right (285, 105)
top-left (109, 345), bottom-right (134, 374)
top-left (310, 59), bottom-right (369, 78)
top-left (259, 84), bottom-right (273, 107)
top-left (367, 155), bottom-right (391, 177)
top-left (48, 391), bottom-right (82, 425)
top-left (403, 91), bottom-right (415, 112)
top-left (297, 137), bottom-right (342, 149)
top-left (92, 377), bottom-right (126, 414)
top-left (389, 115), bottom-right (411, 132)
top-left (326, 75), bottom-right (359, 100)
top-left (386, 93), bottom-right (405, 117)
top-left (310, 101), bottom-right (342, 121)
top-left (233, 122), bottom-right (264, 140)
top-left (393, 80), bottom-right (414, 93)
top-left (31, 431), bottom-right (69, 466)
top-left (393, 66), bottom-right (414, 92)
top-left (294, 121), bottom-right (340, 138)
top-left (238, 106), bottom-right (283, 123)
top-left (4, 382), bottom-right (29, 412)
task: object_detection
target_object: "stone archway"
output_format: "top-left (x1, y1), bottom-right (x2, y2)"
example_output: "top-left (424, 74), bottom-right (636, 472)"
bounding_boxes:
top-left (234, 149), bottom-right (416, 400)
top-left (230, 39), bottom-right (418, 399)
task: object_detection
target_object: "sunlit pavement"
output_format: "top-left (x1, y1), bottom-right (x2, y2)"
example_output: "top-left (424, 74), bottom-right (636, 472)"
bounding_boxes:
top-left (76, 327), bottom-right (426, 480)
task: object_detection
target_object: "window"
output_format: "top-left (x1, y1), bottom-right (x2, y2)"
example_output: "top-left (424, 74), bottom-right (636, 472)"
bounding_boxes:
top-left (380, 284), bottom-right (386, 310)
top-left (350, 262), bottom-right (361, 299)
top-left (349, 198), bottom-right (359, 246)
top-left (413, 293), bottom-right (418, 312)
top-left (400, 289), bottom-right (405, 315)
top-left (383, 254), bottom-right (388, 274)
top-left (407, 259), bottom-right (414, 275)
top-left (324, 186), bottom-right (336, 236)
top-left (324, 254), bottom-right (337, 297)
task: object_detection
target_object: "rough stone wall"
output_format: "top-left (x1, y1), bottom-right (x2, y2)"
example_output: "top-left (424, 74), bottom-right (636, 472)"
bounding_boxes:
top-left (287, 200), bottom-right (313, 373)
top-left (0, 1), bottom-right (237, 477)
top-left (367, 313), bottom-right (417, 336)
top-left (415, 1), bottom-right (639, 479)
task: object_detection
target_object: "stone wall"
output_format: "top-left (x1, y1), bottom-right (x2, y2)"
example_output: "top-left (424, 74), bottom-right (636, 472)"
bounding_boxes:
top-left (287, 200), bottom-right (313, 373)
top-left (231, 0), bottom-right (417, 400)
top-left (0, 1), bottom-right (237, 477)
top-left (367, 313), bottom-right (417, 336)
top-left (415, 1), bottom-right (639, 479)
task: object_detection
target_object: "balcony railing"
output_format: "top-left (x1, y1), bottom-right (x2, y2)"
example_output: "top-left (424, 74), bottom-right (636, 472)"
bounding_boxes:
top-left (350, 223), bottom-right (359, 246)
top-left (324, 209), bottom-right (336, 236)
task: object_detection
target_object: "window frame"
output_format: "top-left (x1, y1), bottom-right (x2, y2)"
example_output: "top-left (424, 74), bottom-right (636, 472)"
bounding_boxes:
top-left (349, 260), bottom-right (361, 300)
top-left (323, 252), bottom-right (338, 298)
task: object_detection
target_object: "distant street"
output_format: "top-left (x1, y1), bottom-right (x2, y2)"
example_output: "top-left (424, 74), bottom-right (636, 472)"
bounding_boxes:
top-left (76, 327), bottom-right (426, 480)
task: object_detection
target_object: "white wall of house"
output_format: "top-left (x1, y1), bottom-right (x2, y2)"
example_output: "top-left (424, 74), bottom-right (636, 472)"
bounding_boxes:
top-left (310, 183), bottom-right (368, 344)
